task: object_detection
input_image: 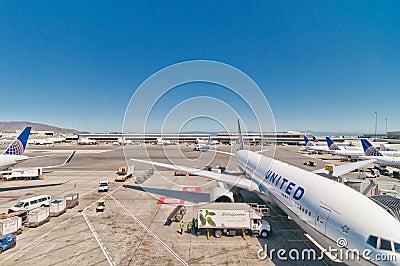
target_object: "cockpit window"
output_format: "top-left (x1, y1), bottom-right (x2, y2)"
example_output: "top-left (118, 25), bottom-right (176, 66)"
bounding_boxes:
top-left (367, 235), bottom-right (378, 248)
top-left (394, 242), bottom-right (400, 253)
top-left (14, 202), bottom-right (24, 208)
top-left (380, 239), bottom-right (392, 251)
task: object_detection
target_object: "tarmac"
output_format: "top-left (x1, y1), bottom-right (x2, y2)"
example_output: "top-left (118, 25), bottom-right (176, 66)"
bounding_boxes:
top-left (0, 143), bottom-right (392, 266)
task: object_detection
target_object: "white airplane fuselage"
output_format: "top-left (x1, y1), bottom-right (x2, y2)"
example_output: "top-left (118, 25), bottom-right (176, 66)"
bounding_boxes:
top-left (236, 150), bottom-right (400, 266)
top-left (360, 156), bottom-right (400, 169)
top-left (0, 154), bottom-right (29, 170)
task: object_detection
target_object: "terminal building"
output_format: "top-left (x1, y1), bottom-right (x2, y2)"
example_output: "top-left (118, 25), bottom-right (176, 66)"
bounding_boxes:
top-left (76, 131), bottom-right (311, 145)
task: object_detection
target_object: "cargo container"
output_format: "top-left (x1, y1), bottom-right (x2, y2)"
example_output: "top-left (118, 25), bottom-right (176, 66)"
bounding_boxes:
top-left (49, 199), bottom-right (66, 216)
top-left (64, 193), bottom-right (79, 208)
top-left (0, 210), bottom-right (27, 224)
top-left (198, 203), bottom-right (271, 238)
top-left (0, 217), bottom-right (22, 236)
top-left (28, 207), bottom-right (49, 224)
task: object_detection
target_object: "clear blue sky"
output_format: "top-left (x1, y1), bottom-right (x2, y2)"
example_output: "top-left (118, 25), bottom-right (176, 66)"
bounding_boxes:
top-left (1, 1), bottom-right (399, 133)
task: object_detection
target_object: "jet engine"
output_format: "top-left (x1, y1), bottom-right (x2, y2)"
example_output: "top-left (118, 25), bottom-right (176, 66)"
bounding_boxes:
top-left (210, 182), bottom-right (234, 202)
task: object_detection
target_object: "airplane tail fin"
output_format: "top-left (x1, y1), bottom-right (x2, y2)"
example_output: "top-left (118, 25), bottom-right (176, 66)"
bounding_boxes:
top-left (3, 127), bottom-right (32, 155)
top-left (207, 136), bottom-right (212, 145)
top-left (361, 139), bottom-right (383, 156)
top-left (304, 136), bottom-right (314, 146)
top-left (312, 136), bottom-right (319, 143)
top-left (237, 119), bottom-right (245, 150)
top-left (326, 137), bottom-right (340, 150)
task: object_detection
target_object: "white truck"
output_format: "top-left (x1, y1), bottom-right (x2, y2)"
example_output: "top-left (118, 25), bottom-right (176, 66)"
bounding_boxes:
top-left (3, 168), bottom-right (43, 181)
top-left (98, 181), bottom-right (110, 192)
top-left (198, 203), bottom-right (271, 238)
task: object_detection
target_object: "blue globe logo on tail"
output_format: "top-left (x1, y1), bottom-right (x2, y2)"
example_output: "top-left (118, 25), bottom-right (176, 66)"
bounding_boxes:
top-left (365, 146), bottom-right (381, 156)
top-left (4, 139), bottom-right (24, 155)
top-left (326, 137), bottom-right (340, 150)
top-left (361, 139), bottom-right (383, 157)
top-left (329, 143), bottom-right (339, 150)
top-left (3, 127), bottom-right (31, 155)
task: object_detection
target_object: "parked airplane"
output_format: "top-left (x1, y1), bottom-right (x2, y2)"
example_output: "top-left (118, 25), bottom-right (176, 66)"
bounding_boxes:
top-left (28, 138), bottom-right (54, 145)
top-left (326, 138), bottom-right (399, 158)
top-left (360, 139), bottom-right (400, 169)
top-left (0, 127), bottom-right (32, 169)
top-left (156, 138), bottom-right (177, 145)
top-left (304, 136), bottom-right (331, 152)
top-left (0, 127), bottom-right (75, 172)
top-left (133, 120), bottom-right (399, 265)
top-left (194, 136), bottom-right (216, 151)
top-left (77, 138), bottom-right (97, 145)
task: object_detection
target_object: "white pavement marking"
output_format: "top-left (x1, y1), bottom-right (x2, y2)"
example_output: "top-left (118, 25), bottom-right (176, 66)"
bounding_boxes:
top-left (0, 181), bottom-right (127, 264)
top-left (109, 194), bottom-right (189, 266)
top-left (81, 210), bottom-right (115, 266)
top-left (0, 212), bottom-right (81, 264)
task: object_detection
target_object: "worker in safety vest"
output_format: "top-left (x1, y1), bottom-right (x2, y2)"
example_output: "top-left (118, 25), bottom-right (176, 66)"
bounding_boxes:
top-left (179, 220), bottom-right (184, 235)
top-left (187, 221), bottom-right (192, 233)
top-left (193, 218), bottom-right (198, 234)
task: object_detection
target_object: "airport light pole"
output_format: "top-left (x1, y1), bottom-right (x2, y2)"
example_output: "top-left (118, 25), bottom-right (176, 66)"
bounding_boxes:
top-left (374, 112), bottom-right (378, 141)
top-left (385, 118), bottom-right (388, 133)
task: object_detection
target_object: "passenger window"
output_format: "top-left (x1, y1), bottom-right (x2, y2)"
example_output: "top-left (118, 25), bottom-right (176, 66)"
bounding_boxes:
top-left (367, 236), bottom-right (378, 248)
top-left (24, 202), bottom-right (29, 207)
top-left (30, 200), bottom-right (38, 205)
top-left (394, 242), bottom-right (400, 253)
top-left (380, 239), bottom-right (392, 251)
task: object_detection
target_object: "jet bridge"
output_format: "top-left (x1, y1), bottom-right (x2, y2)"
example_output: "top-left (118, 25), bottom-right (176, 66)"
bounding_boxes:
top-left (369, 195), bottom-right (400, 221)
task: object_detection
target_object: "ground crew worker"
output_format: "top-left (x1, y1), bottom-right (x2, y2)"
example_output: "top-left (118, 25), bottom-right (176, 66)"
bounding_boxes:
top-left (193, 218), bottom-right (198, 234)
top-left (179, 220), bottom-right (184, 235)
top-left (187, 221), bottom-right (192, 233)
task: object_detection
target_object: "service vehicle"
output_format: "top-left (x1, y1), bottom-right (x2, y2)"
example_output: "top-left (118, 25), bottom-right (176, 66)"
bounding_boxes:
top-left (115, 166), bottom-right (134, 182)
top-left (2, 168), bottom-right (43, 181)
top-left (96, 200), bottom-right (105, 212)
top-left (198, 203), bottom-right (271, 238)
top-left (167, 205), bottom-right (186, 222)
top-left (8, 195), bottom-right (51, 213)
top-left (0, 235), bottom-right (16, 254)
top-left (98, 181), bottom-right (110, 192)
top-left (303, 161), bottom-right (315, 167)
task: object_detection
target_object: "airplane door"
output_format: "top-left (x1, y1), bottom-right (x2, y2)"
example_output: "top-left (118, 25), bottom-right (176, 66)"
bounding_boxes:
top-left (315, 206), bottom-right (331, 234)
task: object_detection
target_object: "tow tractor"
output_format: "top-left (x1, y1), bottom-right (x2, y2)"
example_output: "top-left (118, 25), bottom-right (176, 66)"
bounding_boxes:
top-left (0, 235), bottom-right (16, 254)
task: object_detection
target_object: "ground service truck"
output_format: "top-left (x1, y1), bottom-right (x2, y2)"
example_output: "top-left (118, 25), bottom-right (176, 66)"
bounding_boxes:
top-left (198, 203), bottom-right (271, 238)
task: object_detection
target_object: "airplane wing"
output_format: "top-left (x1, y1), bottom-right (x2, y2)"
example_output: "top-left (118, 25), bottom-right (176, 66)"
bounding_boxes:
top-left (213, 150), bottom-right (236, 156)
top-left (131, 158), bottom-right (260, 192)
top-left (1, 151), bottom-right (76, 174)
top-left (312, 159), bottom-right (376, 176)
top-left (255, 149), bottom-right (273, 154)
top-left (42, 151), bottom-right (76, 169)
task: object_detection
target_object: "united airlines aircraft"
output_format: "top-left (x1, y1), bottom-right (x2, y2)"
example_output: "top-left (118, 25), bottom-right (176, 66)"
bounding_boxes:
top-left (133, 121), bottom-right (400, 265)
top-left (360, 139), bottom-right (400, 169)
top-left (0, 127), bottom-right (32, 169)
top-left (0, 126), bottom-right (75, 173)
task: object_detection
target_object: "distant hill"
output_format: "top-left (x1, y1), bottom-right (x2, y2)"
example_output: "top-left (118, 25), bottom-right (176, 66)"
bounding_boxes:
top-left (0, 121), bottom-right (80, 134)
